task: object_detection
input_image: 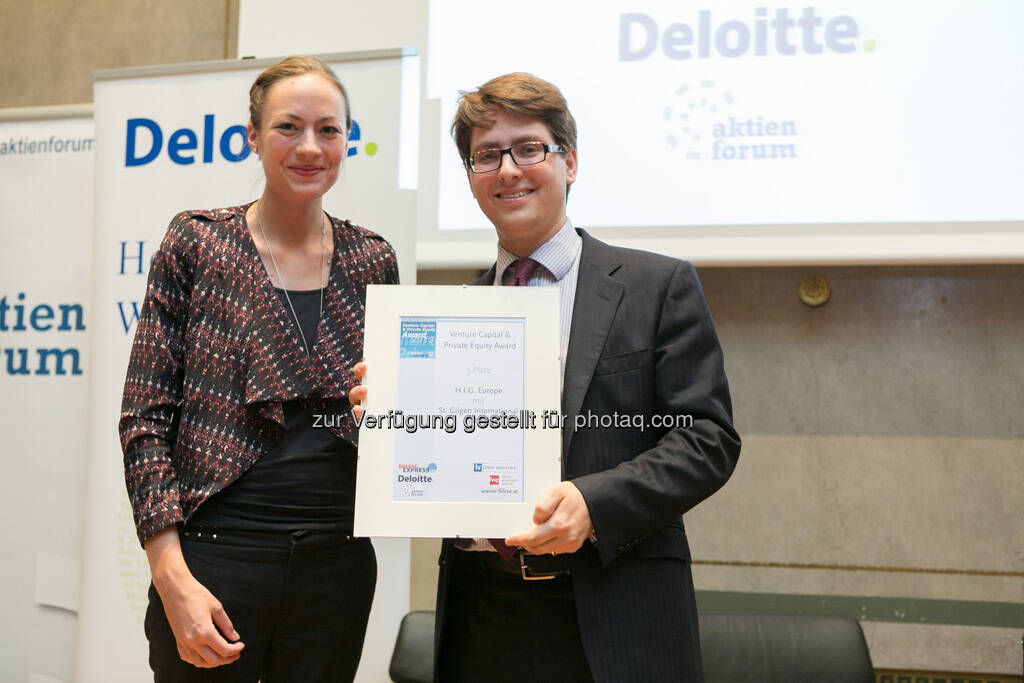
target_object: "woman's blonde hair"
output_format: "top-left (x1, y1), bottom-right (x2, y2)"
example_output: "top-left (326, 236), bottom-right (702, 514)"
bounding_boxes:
top-left (249, 56), bottom-right (351, 133)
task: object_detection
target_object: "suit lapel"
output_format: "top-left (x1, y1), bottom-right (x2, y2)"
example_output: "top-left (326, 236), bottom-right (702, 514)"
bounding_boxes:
top-left (476, 235), bottom-right (624, 463)
top-left (474, 264), bottom-right (497, 286)
top-left (561, 232), bottom-right (623, 460)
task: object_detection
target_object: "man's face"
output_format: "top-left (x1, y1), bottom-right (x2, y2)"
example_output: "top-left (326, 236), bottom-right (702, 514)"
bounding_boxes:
top-left (466, 109), bottom-right (577, 258)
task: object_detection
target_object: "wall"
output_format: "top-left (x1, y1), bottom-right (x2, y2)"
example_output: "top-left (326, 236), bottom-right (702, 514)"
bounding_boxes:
top-left (237, 0), bottom-right (425, 57)
top-left (691, 264), bottom-right (1024, 674)
top-left (0, 0), bottom-right (238, 107)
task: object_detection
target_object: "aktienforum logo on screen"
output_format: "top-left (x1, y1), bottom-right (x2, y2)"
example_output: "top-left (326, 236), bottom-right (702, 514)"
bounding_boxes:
top-left (619, 6), bottom-right (876, 162)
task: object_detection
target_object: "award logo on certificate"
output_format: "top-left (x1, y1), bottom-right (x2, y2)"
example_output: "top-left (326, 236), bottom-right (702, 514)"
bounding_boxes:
top-left (354, 285), bottom-right (562, 539)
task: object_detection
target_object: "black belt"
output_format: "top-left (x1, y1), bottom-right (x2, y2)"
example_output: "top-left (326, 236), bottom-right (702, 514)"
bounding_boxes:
top-left (453, 547), bottom-right (572, 581)
top-left (181, 526), bottom-right (363, 551)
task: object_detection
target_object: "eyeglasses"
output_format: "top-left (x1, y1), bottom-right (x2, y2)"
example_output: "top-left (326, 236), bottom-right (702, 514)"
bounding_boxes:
top-left (466, 141), bottom-right (567, 173)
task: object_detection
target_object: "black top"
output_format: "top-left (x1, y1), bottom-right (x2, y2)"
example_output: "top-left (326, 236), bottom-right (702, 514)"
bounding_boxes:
top-left (189, 288), bottom-right (356, 533)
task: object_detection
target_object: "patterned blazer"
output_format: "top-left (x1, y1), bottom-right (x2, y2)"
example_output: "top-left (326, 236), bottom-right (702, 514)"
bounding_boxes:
top-left (119, 205), bottom-right (398, 545)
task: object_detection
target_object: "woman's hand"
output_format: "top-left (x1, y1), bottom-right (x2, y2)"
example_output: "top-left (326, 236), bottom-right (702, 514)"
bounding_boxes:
top-left (145, 527), bottom-right (244, 668)
top-left (348, 361), bottom-right (368, 419)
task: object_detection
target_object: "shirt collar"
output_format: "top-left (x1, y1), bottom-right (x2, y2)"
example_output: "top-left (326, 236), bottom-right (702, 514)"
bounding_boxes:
top-left (494, 217), bottom-right (579, 284)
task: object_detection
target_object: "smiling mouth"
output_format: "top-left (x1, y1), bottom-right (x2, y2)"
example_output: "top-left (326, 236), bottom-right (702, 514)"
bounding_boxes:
top-left (291, 166), bottom-right (323, 175)
top-left (497, 190), bottom-right (533, 199)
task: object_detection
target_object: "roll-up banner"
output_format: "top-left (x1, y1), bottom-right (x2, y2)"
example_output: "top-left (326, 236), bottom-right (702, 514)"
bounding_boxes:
top-left (78, 51), bottom-right (418, 682)
top-left (0, 108), bottom-right (94, 683)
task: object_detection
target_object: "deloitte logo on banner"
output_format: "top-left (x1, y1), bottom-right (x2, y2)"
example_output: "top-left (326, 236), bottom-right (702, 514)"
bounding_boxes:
top-left (125, 115), bottom-right (249, 166)
top-left (124, 115), bottom-right (378, 167)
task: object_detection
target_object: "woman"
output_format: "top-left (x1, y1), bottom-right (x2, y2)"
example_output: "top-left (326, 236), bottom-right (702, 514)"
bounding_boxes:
top-left (119, 56), bottom-right (398, 681)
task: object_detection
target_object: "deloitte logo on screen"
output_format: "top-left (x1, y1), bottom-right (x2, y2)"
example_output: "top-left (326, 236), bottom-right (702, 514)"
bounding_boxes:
top-left (664, 81), bottom-right (800, 162)
top-left (620, 7), bottom-right (876, 61)
top-left (123, 115), bottom-right (379, 167)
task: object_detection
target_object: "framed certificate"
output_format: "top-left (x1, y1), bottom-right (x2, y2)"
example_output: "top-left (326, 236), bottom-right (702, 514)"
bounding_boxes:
top-left (353, 284), bottom-right (563, 538)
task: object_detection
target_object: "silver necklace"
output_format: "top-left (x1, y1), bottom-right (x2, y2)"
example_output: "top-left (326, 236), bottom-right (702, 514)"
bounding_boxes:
top-left (254, 201), bottom-right (328, 356)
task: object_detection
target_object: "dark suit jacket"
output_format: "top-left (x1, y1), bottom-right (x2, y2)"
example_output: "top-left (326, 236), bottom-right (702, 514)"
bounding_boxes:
top-left (436, 229), bottom-right (740, 682)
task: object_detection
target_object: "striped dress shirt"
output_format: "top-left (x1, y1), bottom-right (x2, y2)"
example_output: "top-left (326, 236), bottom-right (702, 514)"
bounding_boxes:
top-left (460, 218), bottom-right (582, 552)
top-left (492, 217), bottom-right (582, 381)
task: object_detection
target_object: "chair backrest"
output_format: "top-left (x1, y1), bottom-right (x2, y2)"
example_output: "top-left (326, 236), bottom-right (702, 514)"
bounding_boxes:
top-left (389, 611), bottom-right (875, 683)
top-left (699, 613), bottom-right (875, 683)
top-left (389, 610), bottom-right (435, 683)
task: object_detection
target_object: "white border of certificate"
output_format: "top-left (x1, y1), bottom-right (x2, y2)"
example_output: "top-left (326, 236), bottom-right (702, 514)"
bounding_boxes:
top-left (354, 284), bottom-right (562, 538)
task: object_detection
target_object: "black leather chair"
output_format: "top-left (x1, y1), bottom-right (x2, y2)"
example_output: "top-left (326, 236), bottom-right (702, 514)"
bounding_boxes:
top-left (389, 611), bottom-right (435, 683)
top-left (388, 610), bottom-right (874, 683)
top-left (699, 613), bottom-right (874, 683)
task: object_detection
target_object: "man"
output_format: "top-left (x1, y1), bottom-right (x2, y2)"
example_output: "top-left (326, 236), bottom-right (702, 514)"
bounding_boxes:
top-left (354, 73), bottom-right (740, 682)
top-left (440, 72), bottom-right (741, 682)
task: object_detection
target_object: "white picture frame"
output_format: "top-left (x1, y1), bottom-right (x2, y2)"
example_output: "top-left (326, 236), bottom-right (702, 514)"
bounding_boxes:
top-left (354, 284), bottom-right (563, 538)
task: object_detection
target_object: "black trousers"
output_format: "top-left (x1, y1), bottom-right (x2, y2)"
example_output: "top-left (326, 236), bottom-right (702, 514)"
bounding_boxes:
top-left (145, 528), bottom-right (376, 682)
top-left (437, 550), bottom-right (595, 683)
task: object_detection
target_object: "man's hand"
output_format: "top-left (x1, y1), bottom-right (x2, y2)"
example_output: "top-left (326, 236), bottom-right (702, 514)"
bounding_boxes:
top-left (506, 481), bottom-right (593, 555)
top-left (348, 362), bottom-right (367, 419)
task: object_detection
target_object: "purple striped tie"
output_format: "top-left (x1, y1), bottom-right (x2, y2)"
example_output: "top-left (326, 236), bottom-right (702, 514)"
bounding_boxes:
top-left (508, 257), bottom-right (540, 286)
top-left (488, 257), bottom-right (540, 560)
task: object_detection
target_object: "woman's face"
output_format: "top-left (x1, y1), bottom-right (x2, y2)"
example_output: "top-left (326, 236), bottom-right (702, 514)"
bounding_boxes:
top-left (247, 72), bottom-right (348, 204)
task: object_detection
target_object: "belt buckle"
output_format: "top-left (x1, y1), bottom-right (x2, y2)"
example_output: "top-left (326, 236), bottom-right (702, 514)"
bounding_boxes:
top-left (519, 552), bottom-right (560, 581)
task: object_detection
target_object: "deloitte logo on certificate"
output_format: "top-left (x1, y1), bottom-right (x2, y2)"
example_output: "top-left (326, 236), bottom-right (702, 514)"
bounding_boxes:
top-left (399, 320), bottom-right (437, 358)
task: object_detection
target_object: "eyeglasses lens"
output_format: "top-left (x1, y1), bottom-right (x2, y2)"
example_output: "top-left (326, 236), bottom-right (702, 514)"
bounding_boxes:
top-left (471, 142), bottom-right (548, 173)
